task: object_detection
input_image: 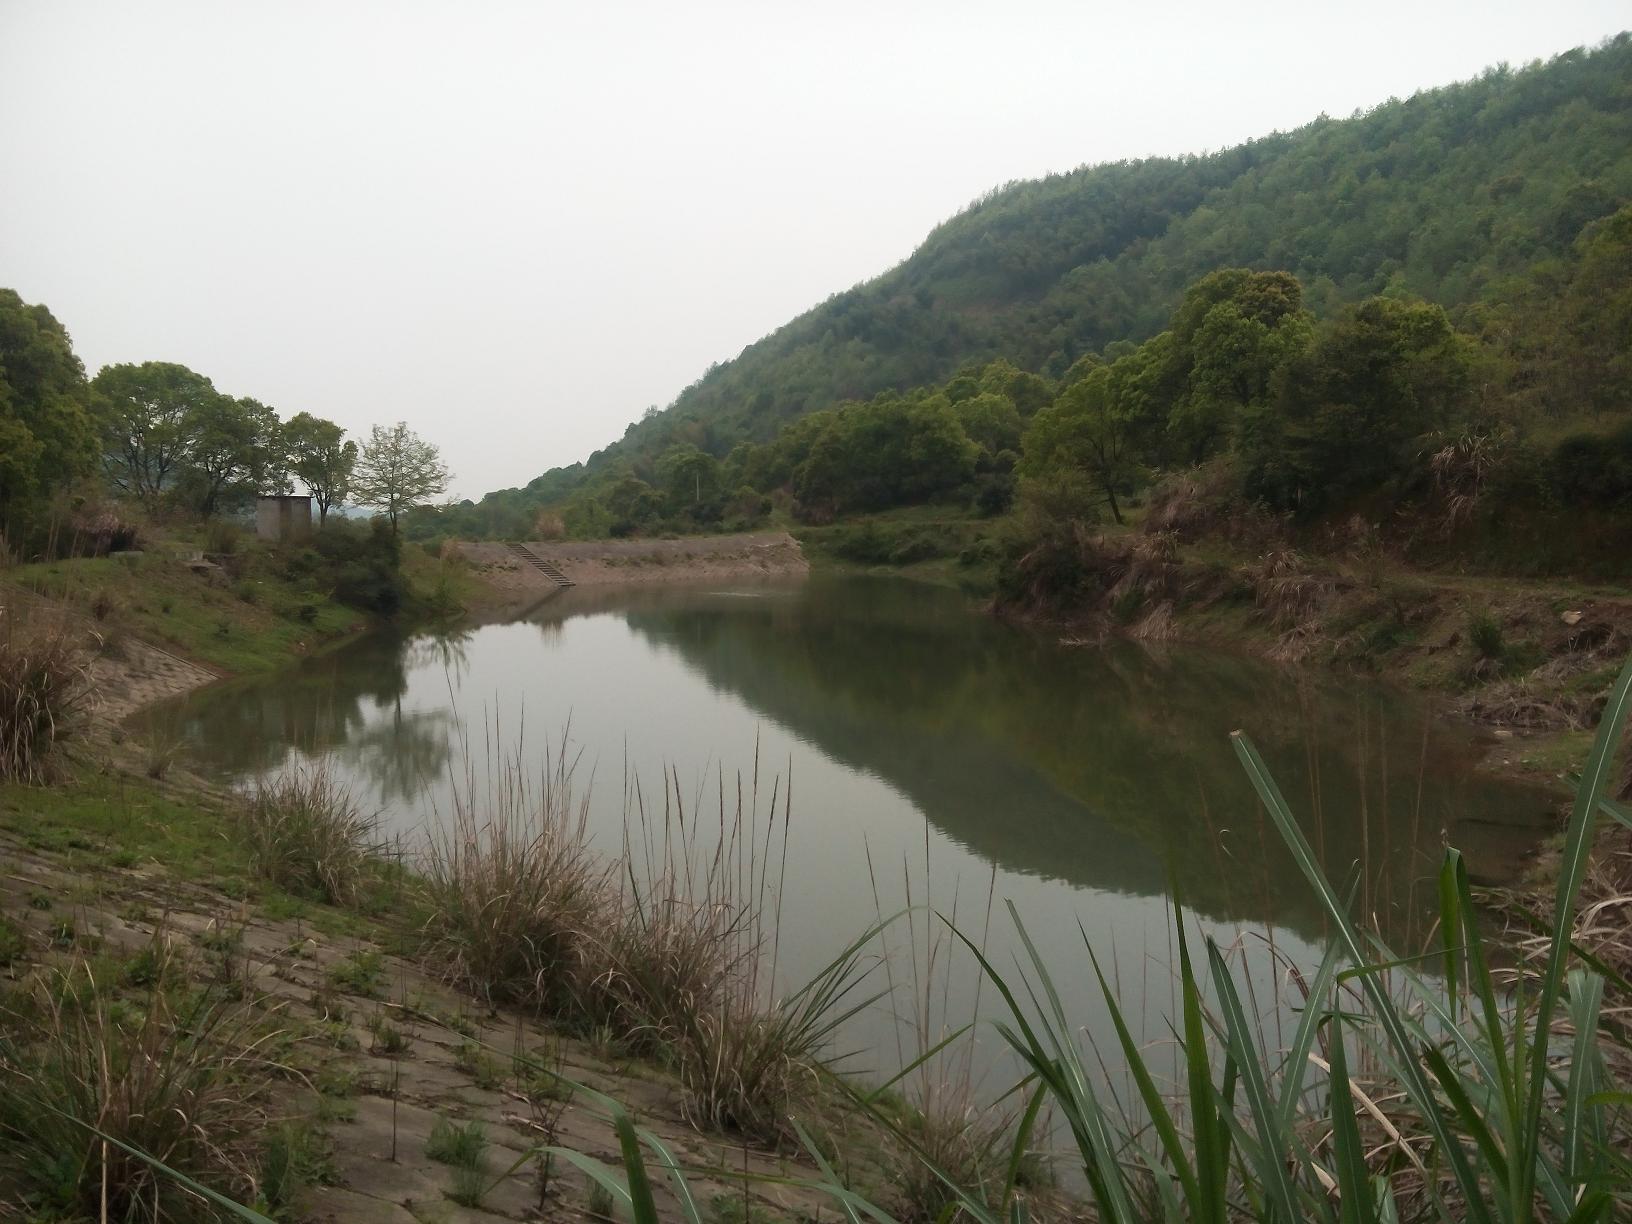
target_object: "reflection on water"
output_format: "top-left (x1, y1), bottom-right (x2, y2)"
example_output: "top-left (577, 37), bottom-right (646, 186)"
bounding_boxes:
top-left (136, 575), bottom-right (1557, 1088)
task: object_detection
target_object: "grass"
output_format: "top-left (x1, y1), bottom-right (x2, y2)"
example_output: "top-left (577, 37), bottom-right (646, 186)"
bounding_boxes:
top-left (425, 1116), bottom-right (487, 1166)
top-left (425, 1116), bottom-right (489, 1206)
top-left (417, 742), bottom-right (609, 1013)
top-left (0, 609), bottom-right (90, 783)
top-left (0, 954), bottom-right (285, 1223)
top-left (9, 553), bottom-right (359, 676)
top-left (242, 763), bottom-right (379, 905)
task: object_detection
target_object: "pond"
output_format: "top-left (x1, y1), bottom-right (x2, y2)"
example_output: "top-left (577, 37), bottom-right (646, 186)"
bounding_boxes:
top-left (137, 574), bottom-right (1558, 1106)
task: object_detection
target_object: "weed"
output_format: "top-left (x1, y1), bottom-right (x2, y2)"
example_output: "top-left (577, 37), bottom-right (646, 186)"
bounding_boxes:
top-left (425, 1116), bottom-right (487, 1167)
top-left (328, 948), bottom-right (384, 997)
top-left (586, 1179), bottom-right (616, 1220)
top-left (1468, 608), bottom-right (1506, 661)
top-left (368, 1014), bottom-right (411, 1056)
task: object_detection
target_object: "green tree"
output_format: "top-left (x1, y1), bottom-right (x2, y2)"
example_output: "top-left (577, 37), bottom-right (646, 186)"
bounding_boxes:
top-left (352, 422), bottom-right (451, 535)
top-left (655, 443), bottom-right (722, 514)
top-left (94, 361), bottom-right (220, 504)
top-left (0, 290), bottom-right (97, 531)
top-left (1566, 205), bottom-right (1632, 417)
top-left (284, 412), bottom-right (357, 524)
top-left (1163, 270), bottom-right (1313, 462)
top-left (956, 391), bottom-right (1024, 456)
top-left (177, 395), bottom-right (284, 516)
top-left (1244, 296), bottom-right (1474, 512)
top-left (1021, 355), bottom-right (1152, 525)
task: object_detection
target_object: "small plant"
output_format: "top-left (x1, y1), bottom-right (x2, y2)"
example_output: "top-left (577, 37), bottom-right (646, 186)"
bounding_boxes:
top-left (140, 713), bottom-right (186, 780)
top-left (585, 1179), bottom-right (616, 1220)
top-left (89, 589), bottom-right (118, 621)
top-left (453, 1040), bottom-right (502, 1089)
top-left (0, 915), bottom-right (26, 967)
top-left (328, 948), bottom-right (385, 997)
top-left (369, 1014), bottom-right (411, 1056)
top-left (0, 959), bottom-right (276, 1222)
top-left (425, 1116), bottom-right (487, 1167)
top-left (258, 1120), bottom-right (334, 1218)
top-left (446, 1163), bottom-right (488, 1208)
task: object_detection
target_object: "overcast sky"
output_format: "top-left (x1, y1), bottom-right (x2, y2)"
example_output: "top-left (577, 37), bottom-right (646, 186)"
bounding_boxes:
top-left (1, 2), bottom-right (1626, 500)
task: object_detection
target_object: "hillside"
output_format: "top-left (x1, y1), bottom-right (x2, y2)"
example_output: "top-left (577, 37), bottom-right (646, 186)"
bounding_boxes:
top-left (433, 34), bottom-right (1632, 536)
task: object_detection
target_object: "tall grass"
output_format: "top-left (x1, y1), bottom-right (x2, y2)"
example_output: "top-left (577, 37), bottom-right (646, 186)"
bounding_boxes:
top-left (418, 740), bottom-right (610, 1012)
top-left (243, 762), bottom-right (381, 905)
top-left (415, 734), bottom-right (880, 1143)
top-left (0, 956), bottom-right (284, 1222)
top-left (0, 610), bottom-right (90, 783)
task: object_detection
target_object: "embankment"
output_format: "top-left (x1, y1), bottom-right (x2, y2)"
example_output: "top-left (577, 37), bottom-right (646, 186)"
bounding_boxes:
top-left (456, 530), bottom-right (808, 598)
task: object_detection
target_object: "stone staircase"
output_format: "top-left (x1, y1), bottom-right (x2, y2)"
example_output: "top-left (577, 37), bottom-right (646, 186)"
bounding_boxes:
top-left (507, 542), bottom-right (575, 588)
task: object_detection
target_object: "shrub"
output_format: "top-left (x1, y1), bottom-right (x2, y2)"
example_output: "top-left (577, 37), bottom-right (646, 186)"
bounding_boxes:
top-left (0, 614), bottom-right (90, 783)
top-left (242, 764), bottom-right (379, 905)
top-left (1468, 609), bottom-right (1506, 661)
top-left (1551, 422), bottom-right (1632, 510)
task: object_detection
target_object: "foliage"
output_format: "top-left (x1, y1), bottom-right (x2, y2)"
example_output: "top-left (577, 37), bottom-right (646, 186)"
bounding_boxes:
top-left (0, 289), bottom-right (98, 537)
top-left (0, 958), bottom-right (280, 1223)
top-left (282, 412), bottom-right (357, 524)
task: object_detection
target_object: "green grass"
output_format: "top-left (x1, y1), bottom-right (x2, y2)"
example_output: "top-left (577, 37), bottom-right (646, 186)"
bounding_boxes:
top-left (9, 552), bottom-right (360, 675)
top-left (424, 1117), bottom-right (487, 1167)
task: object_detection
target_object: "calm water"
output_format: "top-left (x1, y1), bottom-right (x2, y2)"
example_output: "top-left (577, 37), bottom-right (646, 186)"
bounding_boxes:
top-left (138, 575), bottom-right (1556, 1099)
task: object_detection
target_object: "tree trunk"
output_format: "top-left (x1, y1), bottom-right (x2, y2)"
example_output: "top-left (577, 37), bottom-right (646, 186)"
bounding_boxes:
top-left (1105, 484), bottom-right (1124, 525)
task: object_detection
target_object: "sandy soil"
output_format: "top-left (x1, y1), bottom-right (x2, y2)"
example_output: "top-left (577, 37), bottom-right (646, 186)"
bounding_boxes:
top-left (456, 532), bottom-right (808, 598)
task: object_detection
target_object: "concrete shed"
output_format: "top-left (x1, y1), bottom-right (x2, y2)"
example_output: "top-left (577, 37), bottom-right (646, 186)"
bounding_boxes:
top-left (256, 495), bottom-right (314, 542)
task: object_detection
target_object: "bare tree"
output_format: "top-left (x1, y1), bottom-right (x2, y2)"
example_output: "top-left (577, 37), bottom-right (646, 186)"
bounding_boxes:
top-left (351, 421), bottom-right (450, 535)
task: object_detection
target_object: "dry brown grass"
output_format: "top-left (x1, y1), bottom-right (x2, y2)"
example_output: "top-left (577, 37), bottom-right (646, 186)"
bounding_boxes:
top-left (418, 746), bottom-right (611, 1014)
top-left (0, 608), bottom-right (91, 783)
top-left (243, 762), bottom-right (382, 906)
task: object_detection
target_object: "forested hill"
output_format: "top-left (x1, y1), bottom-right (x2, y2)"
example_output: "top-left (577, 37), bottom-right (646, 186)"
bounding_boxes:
top-left (453, 34), bottom-right (1632, 530)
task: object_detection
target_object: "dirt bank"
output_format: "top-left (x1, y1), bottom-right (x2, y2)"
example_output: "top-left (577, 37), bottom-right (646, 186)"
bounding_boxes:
top-left (455, 531), bottom-right (807, 598)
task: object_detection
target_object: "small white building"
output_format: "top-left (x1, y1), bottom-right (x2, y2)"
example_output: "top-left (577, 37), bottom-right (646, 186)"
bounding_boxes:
top-left (256, 495), bottom-right (314, 542)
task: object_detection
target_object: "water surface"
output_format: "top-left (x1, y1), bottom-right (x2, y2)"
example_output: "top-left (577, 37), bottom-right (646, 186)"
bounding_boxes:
top-left (141, 574), bottom-right (1557, 1095)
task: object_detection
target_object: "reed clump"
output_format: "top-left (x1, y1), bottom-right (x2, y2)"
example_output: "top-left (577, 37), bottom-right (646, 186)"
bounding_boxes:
top-left (0, 953), bottom-right (282, 1222)
top-left (417, 743), bottom-right (876, 1144)
top-left (418, 746), bottom-right (611, 1013)
top-left (243, 762), bottom-right (380, 906)
top-left (0, 610), bottom-right (90, 783)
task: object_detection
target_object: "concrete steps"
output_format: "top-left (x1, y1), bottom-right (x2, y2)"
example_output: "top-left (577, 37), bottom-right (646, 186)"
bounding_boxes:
top-left (507, 542), bottom-right (575, 588)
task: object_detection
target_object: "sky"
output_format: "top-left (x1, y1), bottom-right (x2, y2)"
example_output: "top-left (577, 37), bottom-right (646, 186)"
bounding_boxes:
top-left (2, 2), bottom-right (1627, 501)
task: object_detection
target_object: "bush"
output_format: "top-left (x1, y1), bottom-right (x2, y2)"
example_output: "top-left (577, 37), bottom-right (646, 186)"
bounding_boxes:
top-left (1551, 423), bottom-right (1632, 510)
top-left (284, 519), bottom-right (405, 614)
top-left (0, 615), bottom-right (89, 783)
top-left (418, 754), bottom-right (610, 1012)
